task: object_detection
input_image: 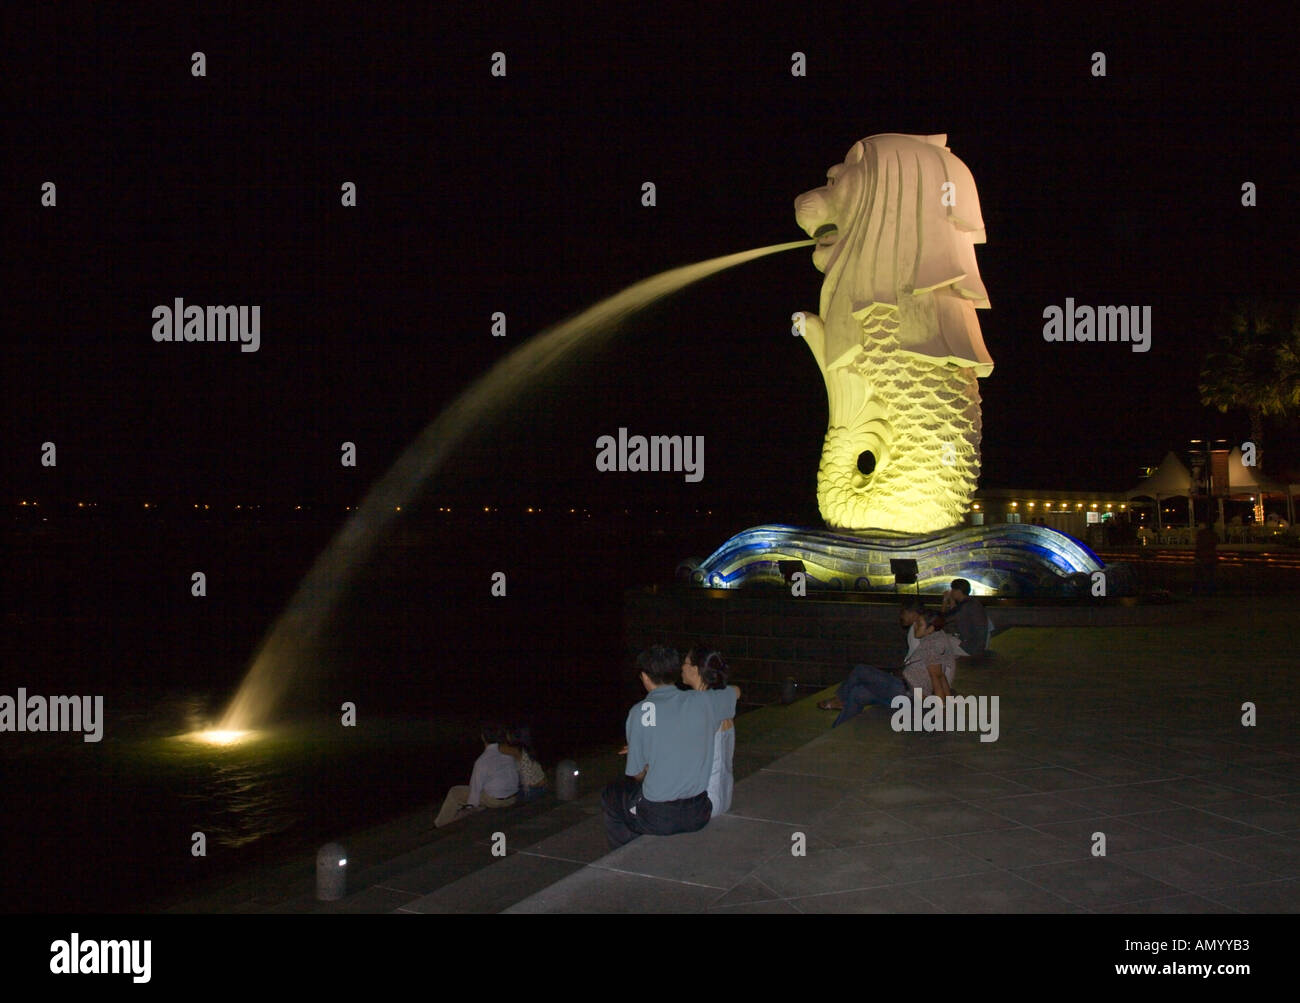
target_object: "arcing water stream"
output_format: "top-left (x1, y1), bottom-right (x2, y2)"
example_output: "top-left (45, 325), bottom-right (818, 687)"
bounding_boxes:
top-left (212, 240), bottom-right (815, 735)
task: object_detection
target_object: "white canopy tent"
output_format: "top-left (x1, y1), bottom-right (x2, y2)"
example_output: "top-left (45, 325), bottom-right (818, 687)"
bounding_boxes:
top-left (1226, 447), bottom-right (1294, 522)
top-left (1226, 447), bottom-right (1286, 494)
top-left (1128, 449), bottom-right (1296, 527)
top-left (1126, 451), bottom-right (1194, 529)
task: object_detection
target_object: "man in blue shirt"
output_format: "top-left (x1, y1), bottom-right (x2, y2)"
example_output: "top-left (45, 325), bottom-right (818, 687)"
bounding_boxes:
top-left (603, 645), bottom-right (739, 849)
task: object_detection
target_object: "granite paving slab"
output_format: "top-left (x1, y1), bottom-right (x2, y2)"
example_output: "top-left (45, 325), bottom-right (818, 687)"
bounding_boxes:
top-left (177, 597), bottom-right (1300, 914)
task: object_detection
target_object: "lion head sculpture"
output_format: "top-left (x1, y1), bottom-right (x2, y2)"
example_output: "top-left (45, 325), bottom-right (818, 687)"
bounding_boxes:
top-left (793, 134), bottom-right (994, 533)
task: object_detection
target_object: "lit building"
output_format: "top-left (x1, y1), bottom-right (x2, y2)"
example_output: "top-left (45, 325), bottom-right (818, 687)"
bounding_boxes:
top-left (971, 487), bottom-right (1129, 537)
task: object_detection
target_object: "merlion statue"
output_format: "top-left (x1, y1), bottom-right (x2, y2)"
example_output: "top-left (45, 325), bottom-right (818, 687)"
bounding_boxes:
top-left (683, 133), bottom-right (1124, 597)
top-left (794, 133), bottom-right (993, 533)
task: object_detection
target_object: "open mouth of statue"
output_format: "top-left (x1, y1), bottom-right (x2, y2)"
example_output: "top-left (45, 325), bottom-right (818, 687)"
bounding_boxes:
top-left (814, 224), bottom-right (838, 246)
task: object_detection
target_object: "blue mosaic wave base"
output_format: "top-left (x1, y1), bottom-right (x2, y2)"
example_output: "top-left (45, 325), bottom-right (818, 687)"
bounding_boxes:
top-left (683, 523), bottom-right (1133, 598)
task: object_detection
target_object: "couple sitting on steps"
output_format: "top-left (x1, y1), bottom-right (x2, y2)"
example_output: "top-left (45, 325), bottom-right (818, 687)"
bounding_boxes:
top-left (603, 644), bottom-right (738, 850)
top-left (434, 723), bottom-right (547, 828)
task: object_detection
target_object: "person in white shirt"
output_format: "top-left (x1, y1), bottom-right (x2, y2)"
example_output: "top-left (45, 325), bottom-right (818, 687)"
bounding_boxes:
top-left (682, 646), bottom-right (735, 817)
top-left (434, 723), bottom-right (520, 828)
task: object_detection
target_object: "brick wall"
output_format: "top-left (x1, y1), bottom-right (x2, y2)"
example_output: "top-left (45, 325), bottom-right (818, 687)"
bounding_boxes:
top-left (622, 587), bottom-right (908, 693)
top-left (622, 587), bottom-right (1202, 699)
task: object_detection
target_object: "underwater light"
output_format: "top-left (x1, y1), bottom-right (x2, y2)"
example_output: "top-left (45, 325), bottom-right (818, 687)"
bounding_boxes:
top-left (183, 729), bottom-right (256, 746)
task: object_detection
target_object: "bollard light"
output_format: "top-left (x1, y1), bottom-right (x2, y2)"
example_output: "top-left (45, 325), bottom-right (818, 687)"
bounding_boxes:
top-left (555, 759), bottom-right (579, 801)
top-left (781, 678), bottom-right (797, 705)
top-left (316, 842), bottom-right (347, 901)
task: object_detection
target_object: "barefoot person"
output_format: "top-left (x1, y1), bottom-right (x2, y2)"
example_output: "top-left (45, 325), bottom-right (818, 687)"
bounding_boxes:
top-left (682, 646), bottom-right (735, 817)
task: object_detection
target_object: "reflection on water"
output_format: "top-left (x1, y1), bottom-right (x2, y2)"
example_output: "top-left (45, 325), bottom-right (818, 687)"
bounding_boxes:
top-left (161, 697), bottom-right (297, 849)
top-left (144, 699), bottom-right (460, 853)
top-left (7, 508), bottom-right (650, 911)
top-left (3, 692), bottom-right (476, 910)
top-left (177, 757), bottom-right (296, 850)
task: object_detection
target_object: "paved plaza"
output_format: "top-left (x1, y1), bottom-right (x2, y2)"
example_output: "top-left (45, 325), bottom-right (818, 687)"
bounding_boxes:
top-left (179, 596), bottom-right (1299, 914)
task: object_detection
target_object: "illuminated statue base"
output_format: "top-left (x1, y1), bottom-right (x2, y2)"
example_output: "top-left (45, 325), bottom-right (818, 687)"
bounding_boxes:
top-left (683, 524), bottom-right (1134, 598)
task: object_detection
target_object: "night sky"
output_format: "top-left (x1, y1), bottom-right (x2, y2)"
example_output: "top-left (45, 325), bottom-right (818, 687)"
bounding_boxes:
top-left (7, 5), bottom-right (1298, 517)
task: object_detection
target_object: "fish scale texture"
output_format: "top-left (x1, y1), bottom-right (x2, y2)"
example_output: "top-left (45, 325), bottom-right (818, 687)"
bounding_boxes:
top-left (818, 303), bottom-right (981, 532)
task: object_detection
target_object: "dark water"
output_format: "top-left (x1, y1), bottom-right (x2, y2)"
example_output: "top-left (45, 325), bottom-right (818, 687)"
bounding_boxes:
top-left (1, 507), bottom-right (735, 911)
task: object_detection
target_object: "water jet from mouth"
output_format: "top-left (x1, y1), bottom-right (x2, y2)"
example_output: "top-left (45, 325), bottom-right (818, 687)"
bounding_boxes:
top-left (217, 239), bottom-right (816, 732)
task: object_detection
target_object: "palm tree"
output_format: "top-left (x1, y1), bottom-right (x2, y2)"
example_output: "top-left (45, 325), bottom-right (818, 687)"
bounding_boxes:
top-left (1279, 309), bottom-right (1300, 411)
top-left (1198, 300), bottom-right (1300, 470)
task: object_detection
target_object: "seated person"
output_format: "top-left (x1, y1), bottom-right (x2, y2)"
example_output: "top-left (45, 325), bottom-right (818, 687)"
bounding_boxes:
top-left (935, 578), bottom-right (988, 657)
top-left (682, 646), bottom-right (734, 817)
top-left (820, 598), bottom-right (933, 713)
top-left (603, 645), bottom-right (739, 849)
top-left (822, 607), bottom-right (967, 727)
top-left (903, 597), bottom-right (939, 655)
top-left (434, 723), bottom-right (519, 828)
top-left (502, 725), bottom-right (547, 803)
